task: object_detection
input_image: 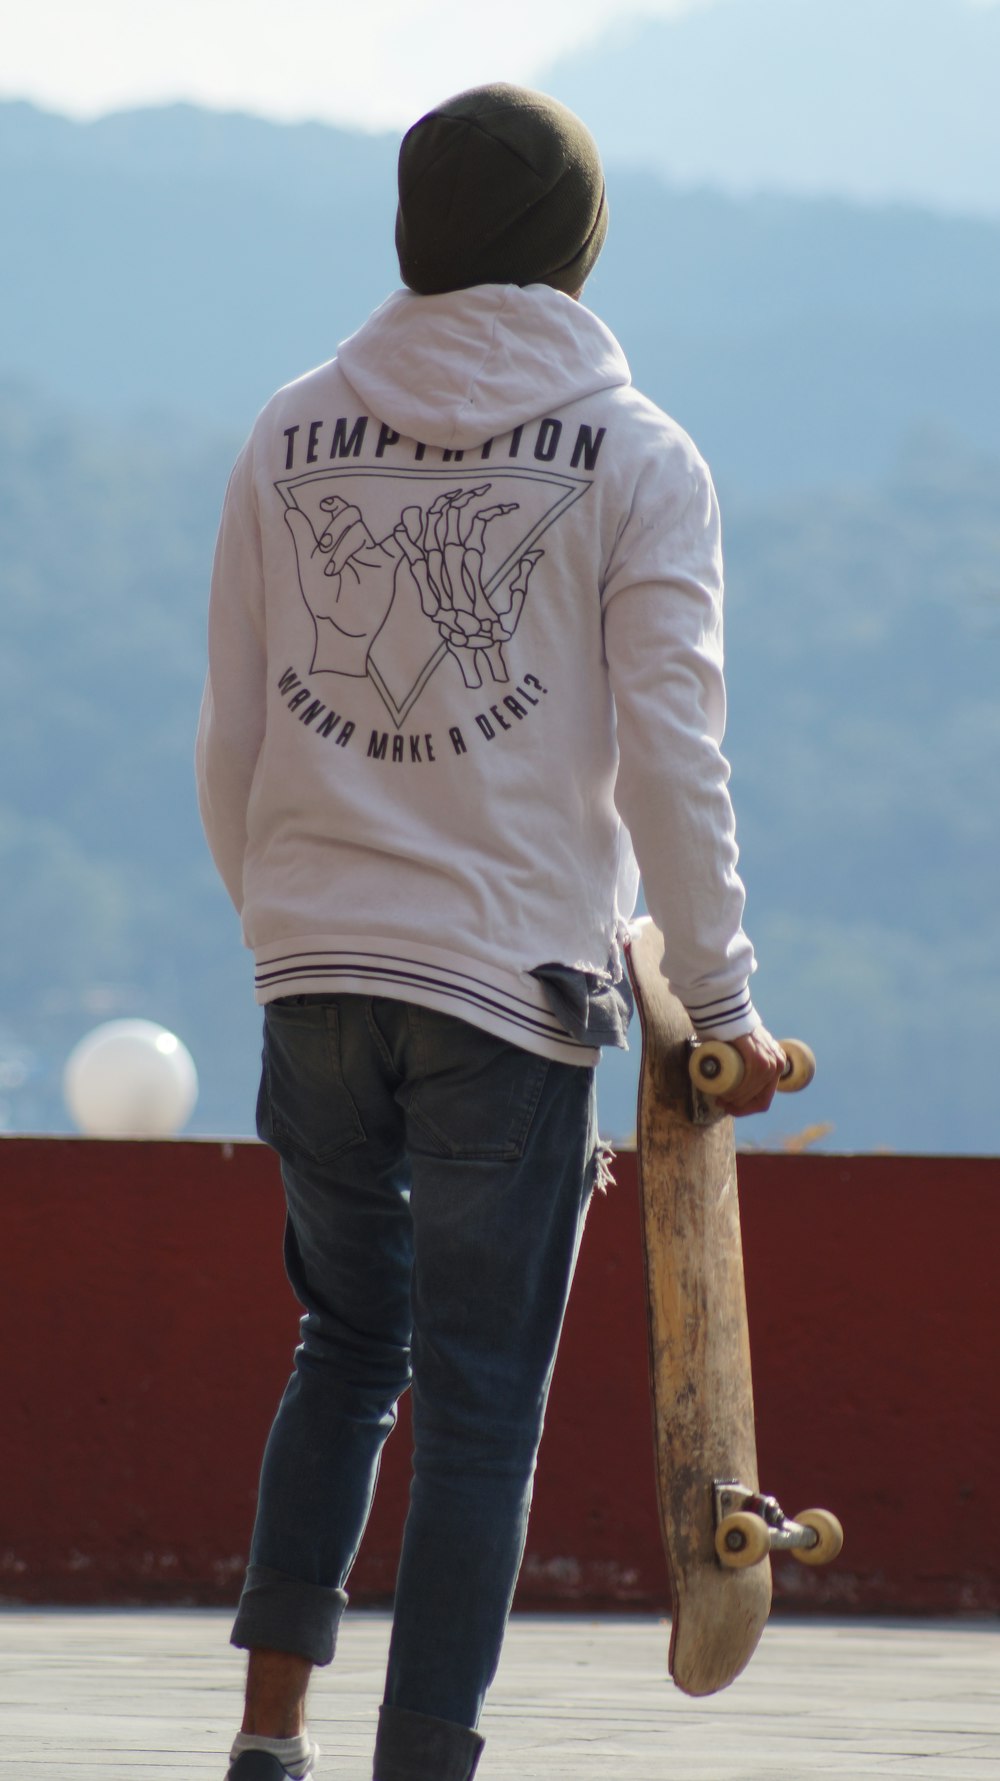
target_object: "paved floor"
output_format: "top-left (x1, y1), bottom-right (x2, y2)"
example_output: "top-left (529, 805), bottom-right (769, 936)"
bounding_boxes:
top-left (1, 1609), bottom-right (997, 1779)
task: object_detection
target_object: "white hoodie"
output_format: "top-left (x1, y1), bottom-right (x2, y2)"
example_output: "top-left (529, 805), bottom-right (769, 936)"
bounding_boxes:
top-left (196, 283), bottom-right (758, 1064)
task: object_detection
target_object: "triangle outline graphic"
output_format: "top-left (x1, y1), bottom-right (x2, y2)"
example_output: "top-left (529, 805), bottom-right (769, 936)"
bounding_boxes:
top-left (276, 464), bottom-right (592, 728)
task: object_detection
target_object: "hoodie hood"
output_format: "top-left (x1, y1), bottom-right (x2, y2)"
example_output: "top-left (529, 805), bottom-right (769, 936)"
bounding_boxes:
top-left (336, 282), bottom-right (631, 452)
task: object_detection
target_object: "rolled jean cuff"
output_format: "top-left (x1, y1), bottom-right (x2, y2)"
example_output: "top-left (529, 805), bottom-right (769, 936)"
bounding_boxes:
top-left (374, 1704), bottom-right (484, 1781)
top-left (230, 1563), bottom-right (348, 1666)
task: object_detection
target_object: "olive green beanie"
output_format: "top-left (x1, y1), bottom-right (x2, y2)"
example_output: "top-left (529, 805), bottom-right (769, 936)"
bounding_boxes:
top-left (395, 82), bottom-right (608, 296)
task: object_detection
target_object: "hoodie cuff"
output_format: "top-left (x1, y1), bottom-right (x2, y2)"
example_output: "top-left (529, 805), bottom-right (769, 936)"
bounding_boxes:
top-left (683, 986), bottom-right (760, 1041)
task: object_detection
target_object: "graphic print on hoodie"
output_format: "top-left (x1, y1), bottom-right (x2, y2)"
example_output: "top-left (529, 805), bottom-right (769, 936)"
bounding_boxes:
top-left (277, 460), bottom-right (590, 731)
top-left (197, 283), bottom-right (759, 1059)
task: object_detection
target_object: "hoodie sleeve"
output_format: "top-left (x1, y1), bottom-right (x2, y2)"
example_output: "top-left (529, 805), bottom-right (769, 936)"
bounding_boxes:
top-left (602, 443), bottom-right (759, 1038)
top-left (195, 442), bottom-right (267, 915)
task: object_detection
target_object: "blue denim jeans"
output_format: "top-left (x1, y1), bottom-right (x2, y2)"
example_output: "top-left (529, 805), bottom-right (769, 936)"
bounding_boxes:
top-left (231, 994), bottom-right (598, 1773)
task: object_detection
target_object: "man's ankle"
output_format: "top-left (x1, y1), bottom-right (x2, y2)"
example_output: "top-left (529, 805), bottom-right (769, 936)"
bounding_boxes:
top-left (242, 1648), bottom-right (313, 1737)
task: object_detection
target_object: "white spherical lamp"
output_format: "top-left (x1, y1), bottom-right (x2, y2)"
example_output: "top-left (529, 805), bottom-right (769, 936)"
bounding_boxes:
top-left (63, 1020), bottom-right (198, 1138)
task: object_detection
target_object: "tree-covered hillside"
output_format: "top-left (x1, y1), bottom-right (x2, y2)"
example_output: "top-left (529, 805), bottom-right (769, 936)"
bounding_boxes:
top-left (2, 386), bottom-right (995, 1150)
top-left (722, 431), bottom-right (1000, 1151)
top-left (0, 387), bottom-right (253, 1133)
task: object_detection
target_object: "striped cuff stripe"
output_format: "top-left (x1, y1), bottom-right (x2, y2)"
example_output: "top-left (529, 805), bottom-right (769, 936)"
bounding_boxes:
top-left (686, 993), bottom-right (752, 1020)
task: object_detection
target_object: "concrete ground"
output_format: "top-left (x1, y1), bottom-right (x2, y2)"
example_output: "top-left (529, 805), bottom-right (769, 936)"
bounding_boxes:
top-left (1, 1609), bottom-right (997, 1779)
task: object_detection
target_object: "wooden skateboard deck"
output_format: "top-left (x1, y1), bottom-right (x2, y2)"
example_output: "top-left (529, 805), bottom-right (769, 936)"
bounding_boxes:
top-left (626, 916), bottom-right (770, 1697)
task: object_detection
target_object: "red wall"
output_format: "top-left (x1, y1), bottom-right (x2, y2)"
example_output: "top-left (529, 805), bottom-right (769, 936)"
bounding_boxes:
top-left (2, 1138), bottom-right (996, 1613)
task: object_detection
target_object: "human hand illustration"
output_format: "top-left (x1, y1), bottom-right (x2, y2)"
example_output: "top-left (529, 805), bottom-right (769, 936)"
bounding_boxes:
top-left (392, 485), bottom-right (542, 688)
top-left (285, 497), bottom-right (400, 676)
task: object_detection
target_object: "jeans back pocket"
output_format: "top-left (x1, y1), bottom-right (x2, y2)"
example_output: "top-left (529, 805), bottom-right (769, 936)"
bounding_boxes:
top-left (259, 1000), bottom-right (366, 1163)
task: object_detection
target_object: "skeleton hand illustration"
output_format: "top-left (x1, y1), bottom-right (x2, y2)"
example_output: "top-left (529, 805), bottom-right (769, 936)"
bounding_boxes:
top-left (392, 485), bottom-right (542, 688)
top-left (285, 498), bottom-right (401, 676)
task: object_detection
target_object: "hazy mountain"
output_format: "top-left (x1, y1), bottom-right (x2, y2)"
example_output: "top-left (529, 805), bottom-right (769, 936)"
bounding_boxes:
top-left (0, 98), bottom-right (398, 198)
top-left (0, 99), bottom-right (400, 443)
top-left (1, 101), bottom-right (997, 1152)
top-left (589, 174), bottom-right (1000, 497)
top-left (2, 100), bottom-right (999, 493)
top-left (544, 0), bottom-right (1000, 216)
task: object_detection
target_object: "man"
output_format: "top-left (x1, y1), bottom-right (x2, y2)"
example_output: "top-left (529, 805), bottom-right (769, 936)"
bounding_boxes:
top-left (197, 82), bottom-right (783, 1781)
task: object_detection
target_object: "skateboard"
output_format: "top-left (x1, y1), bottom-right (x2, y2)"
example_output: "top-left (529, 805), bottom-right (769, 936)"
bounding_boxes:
top-left (626, 917), bottom-right (842, 1697)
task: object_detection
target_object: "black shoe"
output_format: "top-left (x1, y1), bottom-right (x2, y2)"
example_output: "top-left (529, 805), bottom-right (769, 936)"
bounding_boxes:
top-left (227, 1752), bottom-right (299, 1781)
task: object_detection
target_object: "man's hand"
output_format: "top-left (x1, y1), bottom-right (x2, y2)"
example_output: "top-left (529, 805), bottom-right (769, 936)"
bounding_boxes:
top-left (715, 1026), bottom-right (786, 1117)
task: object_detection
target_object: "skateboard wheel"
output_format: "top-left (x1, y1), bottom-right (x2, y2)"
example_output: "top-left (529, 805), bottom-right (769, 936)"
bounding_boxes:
top-left (791, 1508), bottom-right (844, 1565)
top-left (690, 1042), bottom-right (744, 1097)
top-left (778, 1041), bottom-right (816, 1093)
top-left (715, 1511), bottom-right (771, 1568)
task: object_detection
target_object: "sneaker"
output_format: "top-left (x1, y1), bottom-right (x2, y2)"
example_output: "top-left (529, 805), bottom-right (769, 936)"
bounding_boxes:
top-left (227, 1753), bottom-right (300, 1781)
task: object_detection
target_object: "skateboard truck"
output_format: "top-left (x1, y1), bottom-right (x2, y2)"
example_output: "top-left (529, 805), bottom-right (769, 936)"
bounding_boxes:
top-left (713, 1481), bottom-right (844, 1570)
top-left (690, 1038), bottom-right (817, 1098)
top-left (687, 1037), bottom-right (817, 1126)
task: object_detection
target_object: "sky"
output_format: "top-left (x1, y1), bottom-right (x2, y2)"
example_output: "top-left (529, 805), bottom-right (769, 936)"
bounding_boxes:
top-left (5, 0), bottom-right (999, 188)
top-left (2, 0), bottom-right (712, 131)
